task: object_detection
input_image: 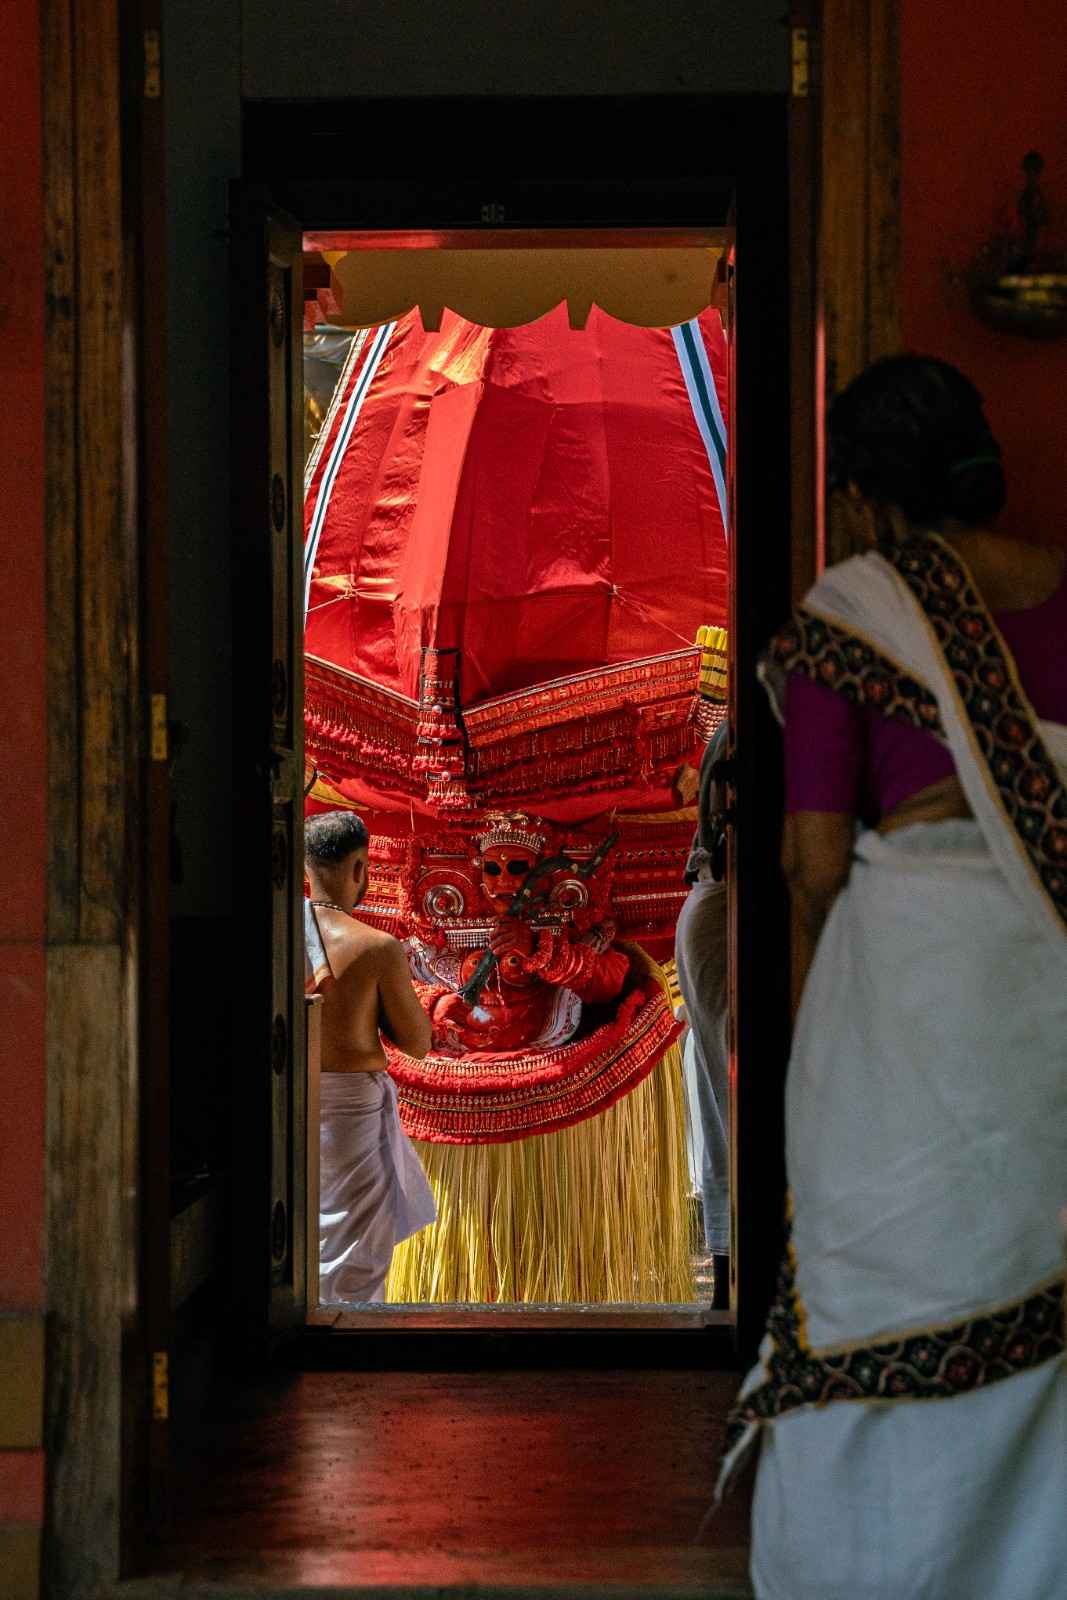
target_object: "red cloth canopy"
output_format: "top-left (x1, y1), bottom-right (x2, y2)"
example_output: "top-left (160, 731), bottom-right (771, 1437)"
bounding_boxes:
top-left (304, 304), bottom-right (728, 820)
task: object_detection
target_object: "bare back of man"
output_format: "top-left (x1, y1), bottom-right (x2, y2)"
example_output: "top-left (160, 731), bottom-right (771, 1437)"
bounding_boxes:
top-left (306, 812), bottom-right (436, 1303)
top-left (314, 911), bottom-right (431, 1073)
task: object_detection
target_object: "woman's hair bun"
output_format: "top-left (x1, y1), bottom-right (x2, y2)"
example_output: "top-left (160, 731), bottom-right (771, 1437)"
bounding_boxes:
top-left (945, 456), bottom-right (1006, 525)
top-left (827, 356), bottom-right (1006, 527)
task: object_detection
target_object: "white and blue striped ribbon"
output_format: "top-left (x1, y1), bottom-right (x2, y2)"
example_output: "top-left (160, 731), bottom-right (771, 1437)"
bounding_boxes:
top-left (303, 319), bottom-right (397, 620)
top-left (671, 318), bottom-right (729, 539)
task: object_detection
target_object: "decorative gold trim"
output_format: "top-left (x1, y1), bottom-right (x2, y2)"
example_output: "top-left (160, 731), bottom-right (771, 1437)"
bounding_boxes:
top-left (616, 806), bottom-right (699, 825)
top-left (308, 776), bottom-right (366, 811)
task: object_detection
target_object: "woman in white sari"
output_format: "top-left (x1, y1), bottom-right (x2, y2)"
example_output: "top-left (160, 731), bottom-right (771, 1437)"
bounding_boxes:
top-left (727, 358), bottom-right (1067, 1598)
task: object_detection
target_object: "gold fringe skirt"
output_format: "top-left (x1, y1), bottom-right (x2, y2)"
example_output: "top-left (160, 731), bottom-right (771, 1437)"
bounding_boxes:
top-left (385, 1033), bottom-right (694, 1305)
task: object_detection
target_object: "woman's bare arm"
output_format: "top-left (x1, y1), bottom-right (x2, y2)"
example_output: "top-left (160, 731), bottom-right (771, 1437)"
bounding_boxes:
top-left (782, 811), bottom-right (854, 1022)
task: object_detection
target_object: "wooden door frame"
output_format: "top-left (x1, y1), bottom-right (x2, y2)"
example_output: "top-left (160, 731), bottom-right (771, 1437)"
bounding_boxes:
top-left (41, 0), bottom-right (145, 1592)
top-left (787, 0), bottom-right (902, 591)
top-left (228, 195), bottom-right (311, 1351)
top-left (819, 0), bottom-right (903, 565)
top-left (40, 0), bottom-right (171, 1589)
top-left (39, 30), bottom-right (901, 1598)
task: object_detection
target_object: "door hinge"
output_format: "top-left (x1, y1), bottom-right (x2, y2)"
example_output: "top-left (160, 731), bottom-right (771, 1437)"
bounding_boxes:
top-left (152, 1350), bottom-right (169, 1420)
top-left (144, 28), bottom-right (162, 99)
top-left (791, 26), bottom-right (811, 98)
top-left (150, 693), bottom-right (168, 761)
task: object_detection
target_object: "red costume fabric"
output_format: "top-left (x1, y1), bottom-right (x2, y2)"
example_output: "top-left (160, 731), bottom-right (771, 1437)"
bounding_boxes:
top-left (305, 304), bottom-right (727, 708)
top-left (523, 930), bottom-right (630, 1001)
top-left (385, 972), bottom-right (681, 1145)
top-left (304, 305), bottom-right (728, 822)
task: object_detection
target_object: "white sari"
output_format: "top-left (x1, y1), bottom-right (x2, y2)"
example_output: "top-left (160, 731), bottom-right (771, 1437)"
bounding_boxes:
top-left (736, 536), bottom-right (1067, 1599)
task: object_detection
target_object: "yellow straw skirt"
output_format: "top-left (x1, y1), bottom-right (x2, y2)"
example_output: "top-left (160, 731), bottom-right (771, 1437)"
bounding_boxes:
top-left (386, 1032), bottom-right (694, 1305)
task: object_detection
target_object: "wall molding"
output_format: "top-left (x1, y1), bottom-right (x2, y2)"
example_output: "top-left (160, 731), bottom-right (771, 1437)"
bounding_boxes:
top-left (0, 1317), bottom-right (44, 1448)
top-left (820, 0), bottom-right (902, 563)
top-left (0, 1526), bottom-right (42, 1600)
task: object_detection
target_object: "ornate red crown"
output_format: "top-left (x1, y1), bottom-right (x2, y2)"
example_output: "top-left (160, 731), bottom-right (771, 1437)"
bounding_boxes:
top-left (475, 813), bottom-right (547, 857)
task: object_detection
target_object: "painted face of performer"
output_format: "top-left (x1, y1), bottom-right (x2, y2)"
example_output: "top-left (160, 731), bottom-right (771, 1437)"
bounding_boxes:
top-left (479, 843), bottom-right (539, 915)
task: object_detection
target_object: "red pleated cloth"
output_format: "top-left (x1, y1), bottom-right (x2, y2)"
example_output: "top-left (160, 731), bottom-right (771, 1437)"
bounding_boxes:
top-left (386, 975), bottom-right (682, 1145)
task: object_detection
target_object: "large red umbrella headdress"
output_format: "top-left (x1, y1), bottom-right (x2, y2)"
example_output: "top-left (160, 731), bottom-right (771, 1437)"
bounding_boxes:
top-left (303, 303), bottom-right (728, 824)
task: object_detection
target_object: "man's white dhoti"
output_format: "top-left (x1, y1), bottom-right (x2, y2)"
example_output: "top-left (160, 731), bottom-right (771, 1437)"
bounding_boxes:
top-left (319, 1070), bottom-right (436, 1304)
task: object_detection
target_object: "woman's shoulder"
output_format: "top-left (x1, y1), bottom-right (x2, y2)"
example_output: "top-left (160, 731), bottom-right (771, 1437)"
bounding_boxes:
top-left (943, 530), bottom-right (1066, 611)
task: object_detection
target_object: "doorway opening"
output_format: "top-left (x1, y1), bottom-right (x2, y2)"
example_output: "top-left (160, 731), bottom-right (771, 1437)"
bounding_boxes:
top-left (299, 230), bottom-right (734, 1327)
top-left (148, 173), bottom-right (788, 1586)
top-left (126, 89), bottom-right (797, 1592)
top-left (221, 98), bottom-right (793, 1371)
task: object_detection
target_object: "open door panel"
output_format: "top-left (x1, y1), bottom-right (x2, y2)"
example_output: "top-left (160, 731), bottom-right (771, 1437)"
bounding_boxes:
top-left (230, 189), bottom-right (308, 1342)
top-left (728, 137), bottom-right (794, 1359)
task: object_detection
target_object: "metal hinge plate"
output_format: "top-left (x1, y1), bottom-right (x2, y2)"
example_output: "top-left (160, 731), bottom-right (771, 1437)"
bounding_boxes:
top-left (792, 27), bottom-right (811, 98)
top-left (150, 693), bottom-right (168, 761)
top-left (144, 29), bottom-right (161, 99)
top-left (152, 1350), bottom-right (169, 1420)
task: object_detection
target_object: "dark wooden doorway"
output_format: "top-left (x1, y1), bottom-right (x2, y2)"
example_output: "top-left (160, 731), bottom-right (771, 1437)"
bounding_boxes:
top-left (40, 8), bottom-right (905, 1592)
top-left (230, 94), bottom-right (795, 1368)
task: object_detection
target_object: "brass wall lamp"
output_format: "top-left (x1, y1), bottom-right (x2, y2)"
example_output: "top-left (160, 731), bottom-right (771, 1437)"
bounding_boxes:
top-left (968, 152), bottom-right (1067, 339)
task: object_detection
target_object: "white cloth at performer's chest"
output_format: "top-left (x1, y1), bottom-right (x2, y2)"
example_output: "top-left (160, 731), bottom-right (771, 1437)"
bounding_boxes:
top-left (318, 1070), bottom-right (436, 1304)
top-left (675, 872), bottom-right (730, 1257)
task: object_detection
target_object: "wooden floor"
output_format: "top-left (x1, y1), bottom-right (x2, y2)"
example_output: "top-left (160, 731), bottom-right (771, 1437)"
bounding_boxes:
top-left (144, 1364), bottom-right (753, 1597)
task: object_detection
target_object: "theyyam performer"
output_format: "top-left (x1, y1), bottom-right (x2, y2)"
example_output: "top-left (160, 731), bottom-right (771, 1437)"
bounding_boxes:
top-left (302, 303), bottom-right (731, 1302)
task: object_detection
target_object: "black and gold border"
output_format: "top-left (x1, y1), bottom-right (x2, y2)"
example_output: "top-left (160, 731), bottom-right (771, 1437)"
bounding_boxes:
top-left (726, 1228), bottom-right (1064, 1452)
top-left (770, 533), bottom-right (1067, 933)
top-left (887, 534), bottom-right (1067, 933)
top-left (769, 608), bottom-right (945, 738)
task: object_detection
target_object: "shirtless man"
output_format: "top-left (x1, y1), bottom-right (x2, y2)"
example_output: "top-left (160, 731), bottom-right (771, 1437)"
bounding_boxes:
top-left (305, 811), bottom-right (435, 1304)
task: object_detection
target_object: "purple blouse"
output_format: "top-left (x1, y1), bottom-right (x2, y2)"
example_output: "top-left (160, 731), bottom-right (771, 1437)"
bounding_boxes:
top-left (784, 562), bottom-right (1067, 817)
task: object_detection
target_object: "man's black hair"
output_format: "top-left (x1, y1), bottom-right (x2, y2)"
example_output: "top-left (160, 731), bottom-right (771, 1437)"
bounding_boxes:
top-left (827, 355), bottom-right (1006, 528)
top-left (305, 810), bottom-right (369, 866)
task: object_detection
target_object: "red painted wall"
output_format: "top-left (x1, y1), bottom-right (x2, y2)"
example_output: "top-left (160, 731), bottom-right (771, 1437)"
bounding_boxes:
top-left (0, 0), bottom-right (47, 1547)
top-left (901, 0), bottom-right (1067, 545)
top-left (0, 0), bottom-right (46, 1307)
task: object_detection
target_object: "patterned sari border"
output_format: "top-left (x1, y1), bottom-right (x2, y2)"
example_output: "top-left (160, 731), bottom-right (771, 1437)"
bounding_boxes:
top-left (725, 1230), bottom-right (1065, 1454)
top-left (768, 533), bottom-right (1067, 935)
top-left (768, 609), bottom-right (946, 740)
top-left (886, 534), bottom-right (1067, 935)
